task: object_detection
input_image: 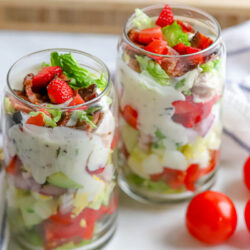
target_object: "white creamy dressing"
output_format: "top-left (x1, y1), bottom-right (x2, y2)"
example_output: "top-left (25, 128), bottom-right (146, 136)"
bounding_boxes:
top-left (118, 60), bottom-right (196, 147)
top-left (8, 119), bottom-right (113, 200)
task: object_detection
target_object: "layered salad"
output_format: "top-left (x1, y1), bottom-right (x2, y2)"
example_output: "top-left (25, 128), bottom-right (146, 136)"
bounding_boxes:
top-left (117, 5), bottom-right (223, 196)
top-left (3, 51), bottom-right (117, 249)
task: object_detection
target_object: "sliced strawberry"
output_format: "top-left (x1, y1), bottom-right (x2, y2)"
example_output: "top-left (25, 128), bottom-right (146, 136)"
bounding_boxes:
top-left (26, 109), bottom-right (51, 126)
top-left (47, 78), bottom-right (73, 104)
top-left (156, 4), bottom-right (174, 27)
top-left (137, 27), bottom-right (164, 45)
top-left (32, 66), bottom-right (63, 90)
top-left (191, 31), bottom-right (213, 50)
top-left (144, 39), bottom-right (168, 54)
top-left (177, 20), bottom-right (194, 33)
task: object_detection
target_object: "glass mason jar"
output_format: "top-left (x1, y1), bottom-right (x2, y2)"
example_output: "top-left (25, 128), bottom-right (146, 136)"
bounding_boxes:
top-left (116, 5), bottom-right (225, 203)
top-left (2, 49), bottom-right (118, 249)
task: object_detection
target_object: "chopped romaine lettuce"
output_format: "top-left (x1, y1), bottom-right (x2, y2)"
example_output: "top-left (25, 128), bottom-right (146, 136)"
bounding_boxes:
top-left (46, 107), bottom-right (62, 122)
top-left (200, 58), bottom-right (221, 73)
top-left (175, 79), bottom-right (186, 89)
top-left (135, 55), bottom-right (170, 86)
top-left (162, 21), bottom-right (191, 47)
top-left (71, 110), bottom-right (97, 128)
top-left (133, 8), bottom-right (154, 30)
top-left (50, 52), bottom-right (107, 90)
top-left (126, 173), bottom-right (183, 193)
top-left (4, 97), bottom-right (14, 114)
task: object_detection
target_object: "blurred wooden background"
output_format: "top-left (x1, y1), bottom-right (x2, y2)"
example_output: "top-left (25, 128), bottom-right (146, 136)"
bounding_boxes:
top-left (0, 0), bottom-right (249, 33)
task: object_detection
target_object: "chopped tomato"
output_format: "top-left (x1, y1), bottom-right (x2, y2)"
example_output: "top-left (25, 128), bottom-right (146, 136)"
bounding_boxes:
top-left (172, 95), bottom-right (218, 128)
top-left (69, 94), bottom-right (87, 111)
top-left (186, 46), bottom-right (204, 64)
top-left (137, 27), bottom-right (164, 45)
top-left (86, 166), bottom-right (105, 175)
top-left (177, 20), bottom-right (194, 33)
top-left (150, 167), bottom-right (186, 189)
top-left (144, 39), bottom-right (168, 55)
top-left (5, 155), bottom-right (21, 175)
top-left (184, 150), bottom-right (219, 191)
top-left (26, 109), bottom-right (51, 126)
top-left (173, 42), bottom-right (187, 55)
top-left (111, 128), bottom-right (119, 150)
top-left (122, 105), bottom-right (138, 129)
top-left (191, 31), bottom-right (213, 50)
top-left (50, 211), bottom-right (73, 225)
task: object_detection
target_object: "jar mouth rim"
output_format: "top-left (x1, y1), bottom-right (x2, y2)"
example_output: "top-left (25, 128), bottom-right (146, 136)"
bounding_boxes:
top-left (6, 48), bottom-right (111, 110)
top-left (123, 3), bottom-right (222, 58)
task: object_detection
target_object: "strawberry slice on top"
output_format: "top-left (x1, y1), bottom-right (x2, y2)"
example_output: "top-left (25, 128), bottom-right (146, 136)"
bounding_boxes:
top-left (47, 78), bottom-right (74, 104)
top-left (156, 4), bottom-right (174, 27)
top-left (32, 66), bottom-right (63, 90)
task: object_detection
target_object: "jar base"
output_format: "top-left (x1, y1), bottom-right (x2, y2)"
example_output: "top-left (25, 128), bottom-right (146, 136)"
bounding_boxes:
top-left (12, 211), bottom-right (117, 250)
top-left (118, 170), bottom-right (217, 204)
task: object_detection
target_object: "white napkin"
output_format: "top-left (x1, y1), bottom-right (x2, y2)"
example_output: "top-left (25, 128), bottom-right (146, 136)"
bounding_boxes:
top-left (222, 20), bottom-right (250, 154)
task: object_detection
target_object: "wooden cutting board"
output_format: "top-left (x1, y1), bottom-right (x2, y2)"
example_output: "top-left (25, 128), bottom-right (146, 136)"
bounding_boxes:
top-left (0, 0), bottom-right (249, 33)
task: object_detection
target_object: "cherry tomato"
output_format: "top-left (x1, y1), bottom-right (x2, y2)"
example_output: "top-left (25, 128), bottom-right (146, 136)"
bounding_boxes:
top-left (243, 156), bottom-right (250, 190)
top-left (245, 199), bottom-right (250, 233)
top-left (186, 191), bottom-right (237, 244)
top-left (245, 199), bottom-right (250, 232)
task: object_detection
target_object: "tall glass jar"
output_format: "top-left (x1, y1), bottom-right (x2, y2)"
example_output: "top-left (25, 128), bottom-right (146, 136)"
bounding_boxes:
top-left (2, 49), bottom-right (118, 249)
top-left (116, 5), bottom-right (225, 203)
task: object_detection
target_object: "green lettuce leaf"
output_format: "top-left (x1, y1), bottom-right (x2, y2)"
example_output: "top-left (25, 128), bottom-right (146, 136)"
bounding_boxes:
top-left (133, 8), bottom-right (154, 30)
top-left (135, 55), bottom-right (170, 86)
top-left (200, 58), bottom-right (221, 73)
top-left (162, 21), bottom-right (191, 47)
top-left (71, 110), bottom-right (97, 128)
top-left (50, 52), bottom-right (107, 90)
top-left (46, 108), bottom-right (62, 122)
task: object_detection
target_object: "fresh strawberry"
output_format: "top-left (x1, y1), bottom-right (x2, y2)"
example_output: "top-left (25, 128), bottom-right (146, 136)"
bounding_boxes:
top-left (144, 39), bottom-right (168, 54)
top-left (137, 27), bottom-right (164, 45)
top-left (156, 5), bottom-right (174, 27)
top-left (177, 20), bottom-right (194, 33)
top-left (32, 66), bottom-right (63, 90)
top-left (26, 109), bottom-right (51, 126)
top-left (191, 31), bottom-right (213, 50)
top-left (47, 78), bottom-right (73, 104)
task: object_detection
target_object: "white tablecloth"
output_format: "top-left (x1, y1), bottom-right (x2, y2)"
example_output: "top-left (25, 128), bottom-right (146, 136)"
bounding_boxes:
top-left (1, 21), bottom-right (250, 250)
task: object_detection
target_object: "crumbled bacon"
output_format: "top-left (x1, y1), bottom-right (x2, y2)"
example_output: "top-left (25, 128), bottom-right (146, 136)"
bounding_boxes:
top-left (78, 84), bottom-right (97, 102)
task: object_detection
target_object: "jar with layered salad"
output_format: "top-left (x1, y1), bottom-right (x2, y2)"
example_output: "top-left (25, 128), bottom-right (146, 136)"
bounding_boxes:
top-left (116, 4), bottom-right (225, 203)
top-left (2, 49), bottom-right (118, 249)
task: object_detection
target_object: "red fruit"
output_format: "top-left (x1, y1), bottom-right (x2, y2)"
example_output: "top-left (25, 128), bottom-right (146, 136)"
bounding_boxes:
top-left (111, 128), bottom-right (119, 150)
top-left (172, 95), bottom-right (218, 128)
top-left (186, 191), bottom-right (237, 244)
top-left (32, 66), bottom-right (63, 90)
top-left (156, 4), bottom-right (174, 27)
top-left (243, 156), bottom-right (250, 190)
top-left (176, 20), bottom-right (194, 33)
top-left (68, 94), bottom-right (87, 111)
top-left (245, 199), bottom-right (250, 232)
top-left (122, 104), bottom-right (138, 129)
top-left (137, 27), bottom-right (164, 45)
top-left (173, 42), bottom-right (187, 55)
top-left (144, 39), bottom-right (168, 55)
top-left (26, 109), bottom-right (51, 126)
top-left (191, 31), bottom-right (213, 50)
top-left (47, 78), bottom-right (74, 104)
top-left (5, 156), bottom-right (21, 176)
top-left (86, 166), bottom-right (105, 175)
top-left (150, 167), bottom-right (186, 189)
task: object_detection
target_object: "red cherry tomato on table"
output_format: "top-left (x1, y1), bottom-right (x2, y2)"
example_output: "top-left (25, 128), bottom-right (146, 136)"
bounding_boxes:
top-left (243, 156), bottom-right (250, 190)
top-left (245, 199), bottom-right (250, 232)
top-left (186, 191), bottom-right (237, 245)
